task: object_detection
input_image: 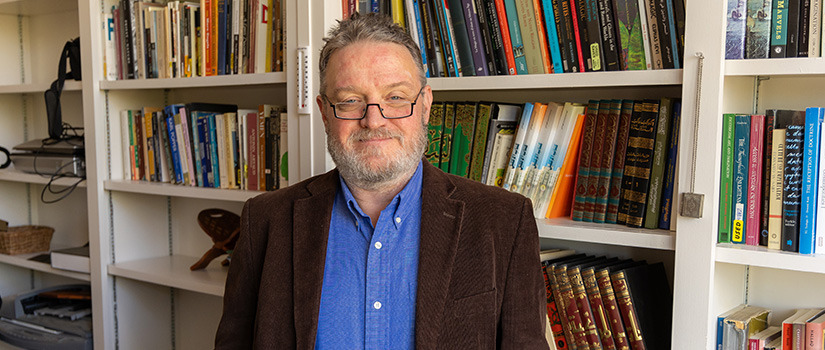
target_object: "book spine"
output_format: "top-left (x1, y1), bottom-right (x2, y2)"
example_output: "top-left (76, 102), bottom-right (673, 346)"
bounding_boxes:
top-left (555, 266), bottom-right (589, 349)
top-left (515, 0), bottom-right (546, 74)
top-left (461, 0), bottom-right (491, 75)
top-left (768, 128), bottom-right (786, 249)
top-left (143, 110), bottom-right (156, 181)
top-left (771, 0), bottom-right (789, 57)
top-left (643, 98), bottom-right (672, 229)
top-left (582, 101), bottom-right (609, 222)
top-left (809, 0), bottom-right (821, 57)
top-left (473, 0), bottom-right (501, 74)
top-left (596, 269), bottom-right (630, 349)
top-left (531, 0), bottom-right (554, 73)
top-left (807, 320), bottom-right (825, 350)
top-left (257, 107), bottom-right (266, 188)
top-left (781, 124), bottom-right (804, 252)
top-left (568, 0), bottom-right (588, 72)
top-left (449, 103), bottom-right (477, 177)
top-left (503, 0), bottom-right (530, 74)
top-left (643, 0), bottom-right (663, 67)
top-left (439, 102), bottom-right (457, 172)
top-left (611, 0), bottom-right (647, 70)
top-left (611, 271), bottom-right (646, 350)
top-left (494, 0), bottom-right (519, 74)
top-left (208, 114), bottom-right (221, 188)
top-left (799, 107), bottom-right (823, 253)
top-left (434, 0), bottom-right (459, 76)
top-left (166, 115), bottom-right (183, 184)
top-left (446, 0), bottom-right (476, 76)
top-left (761, 112), bottom-right (777, 246)
top-left (568, 267), bottom-right (602, 348)
top-left (746, 114), bottom-right (765, 245)
top-left (584, 0), bottom-right (605, 71)
top-left (483, 1), bottom-right (510, 75)
top-left (659, 101), bottom-right (680, 229)
top-left (543, 263), bottom-right (571, 350)
top-left (797, 0), bottom-right (810, 56)
top-left (246, 112), bottom-right (258, 191)
top-left (607, 100), bottom-right (633, 223)
top-left (624, 100), bottom-right (659, 228)
top-left (419, 0), bottom-right (441, 76)
top-left (555, 0), bottom-right (579, 72)
top-left (583, 268), bottom-right (616, 349)
top-left (264, 117), bottom-right (278, 190)
top-left (468, 103), bottom-right (493, 181)
top-left (593, 100), bottom-right (622, 223)
top-left (197, 116), bottom-right (212, 187)
top-left (818, 124), bottom-right (825, 253)
top-left (732, 115), bottom-right (751, 244)
top-left (786, 0), bottom-right (800, 57)
top-left (597, 0), bottom-right (621, 71)
top-left (572, 101), bottom-right (599, 221)
top-left (661, 0), bottom-right (680, 67)
top-left (719, 114), bottom-right (736, 243)
top-left (546, 114), bottom-right (586, 218)
top-left (426, 103), bottom-right (445, 167)
top-left (548, 264), bottom-right (577, 349)
top-left (541, 0), bottom-right (566, 73)
top-left (412, 0), bottom-right (431, 77)
top-left (636, 0), bottom-right (654, 69)
top-left (278, 112), bottom-right (288, 187)
top-left (745, 0), bottom-right (773, 58)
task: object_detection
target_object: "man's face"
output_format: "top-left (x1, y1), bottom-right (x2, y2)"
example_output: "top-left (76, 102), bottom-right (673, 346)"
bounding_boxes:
top-left (318, 40), bottom-right (433, 190)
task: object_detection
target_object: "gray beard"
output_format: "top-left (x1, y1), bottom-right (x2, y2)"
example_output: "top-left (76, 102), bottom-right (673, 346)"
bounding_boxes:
top-left (326, 123), bottom-right (428, 191)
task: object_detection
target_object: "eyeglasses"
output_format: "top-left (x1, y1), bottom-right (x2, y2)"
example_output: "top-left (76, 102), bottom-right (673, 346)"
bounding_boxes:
top-left (326, 87), bottom-right (425, 120)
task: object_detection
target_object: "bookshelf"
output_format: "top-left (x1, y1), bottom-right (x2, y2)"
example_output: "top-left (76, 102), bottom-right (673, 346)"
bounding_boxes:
top-left (1, 0), bottom-right (821, 348)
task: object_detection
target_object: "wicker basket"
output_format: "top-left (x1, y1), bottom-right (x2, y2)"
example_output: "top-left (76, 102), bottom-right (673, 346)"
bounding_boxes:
top-left (0, 225), bottom-right (54, 255)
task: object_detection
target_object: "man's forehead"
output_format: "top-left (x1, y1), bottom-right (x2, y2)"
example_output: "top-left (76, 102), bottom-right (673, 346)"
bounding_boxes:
top-left (329, 81), bottom-right (417, 96)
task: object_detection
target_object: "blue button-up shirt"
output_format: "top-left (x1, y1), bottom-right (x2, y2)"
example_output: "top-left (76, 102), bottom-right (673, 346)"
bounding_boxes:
top-left (315, 161), bottom-right (423, 350)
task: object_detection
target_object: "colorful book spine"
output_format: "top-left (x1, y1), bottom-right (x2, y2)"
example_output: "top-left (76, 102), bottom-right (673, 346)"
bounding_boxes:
top-left (582, 100), bottom-right (608, 222)
top-left (541, 0), bottom-right (565, 73)
top-left (770, 0), bottom-right (789, 57)
top-left (610, 270), bottom-right (645, 350)
top-left (473, 0), bottom-right (500, 74)
top-left (207, 114), bottom-right (221, 188)
top-left (781, 124), bottom-right (804, 252)
top-left (503, 0), bottom-right (530, 74)
top-left (726, 0), bottom-right (747, 59)
top-left (512, 103), bottom-right (548, 192)
top-left (546, 113), bottom-right (586, 218)
top-left (439, 102), bottom-right (457, 172)
top-left (768, 128), bottom-right (786, 250)
top-left (483, 0), bottom-right (510, 75)
top-left (550, 0), bottom-right (575, 72)
top-left (583, 0), bottom-right (605, 71)
top-left (514, 0), bottom-right (546, 74)
top-left (503, 103), bottom-right (534, 189)
top-left (426, 102), bottom-right (445, 167)
top-left (547, 263), bottom-right (577, 348)
top-left (449, 103), bottom-right (477, 177)
top-left (732, 114), bottom-right (751, 244)
top-left (607, 100), bottom-right (634, 223)
top-left (662, 0), bottom-right (681, 68)
top-left (572, 101), bottom-right (600, 221)
top-left (542, 263), bottom-right (570, 350)
top-left (555, 265), bottom-right (589, 349)
top-left (531, 0), bottom-right (554, 73)
top-left (582, 266), bottom-right (617, 349)
top-left (468, 102), bottom-right (493, 182)
top-left (596, 268), bottom-right (631, 349)
top-left (494, 0), bottom-right (519, 74)
top-left (745, 0), bottom-right (773, 58)
top-left (568, 266), bottom-right (602, 348)
top-left (568, 0), bottom-right (588, 72)
top-left (623, 100), bottom-right (660, 228)
top-left (799, 107), bottom-right (823, 254)
top-left (746, 114), bottom-right (765, 245)
top-left (460, 0), bottom-right (490, 75)
top-left (659, 101), bottom-right (680, 230)
top-left (166, 115), bottom-right (183, 184)
top-left (611, 0), bottom-right (647, 70)
top-left (644, 98), bottom-right (672, 229)
top-left (593, 100), bottom-right (622, 223)
top-left (597, 0), bottom-right (621, 71)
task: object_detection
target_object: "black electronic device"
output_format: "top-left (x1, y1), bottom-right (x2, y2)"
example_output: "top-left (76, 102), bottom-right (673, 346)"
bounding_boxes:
top-left (0, 285), bottom-right (92, 350)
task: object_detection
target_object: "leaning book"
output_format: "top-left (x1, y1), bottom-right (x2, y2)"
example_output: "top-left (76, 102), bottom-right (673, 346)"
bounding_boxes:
top-left (51, 246), bottom-right (90, 274)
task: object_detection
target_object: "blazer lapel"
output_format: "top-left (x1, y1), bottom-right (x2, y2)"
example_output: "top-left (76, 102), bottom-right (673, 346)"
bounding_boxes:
top-left (292, 170), bottom-right (338, 350)
top-left (415, 162), bottom-right (464, 349)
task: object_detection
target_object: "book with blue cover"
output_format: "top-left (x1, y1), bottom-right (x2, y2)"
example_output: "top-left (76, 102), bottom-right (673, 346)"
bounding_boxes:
top-left (725, 0), bottom-right (747, 59)
top-left (503, 0), bottom-right (529, 74)
top-left (541, 0), bottom-right (565, 73)
top-left (799, 107), bottom-right (823, 254)
top-left (732, 114), bottom-right (751, 244)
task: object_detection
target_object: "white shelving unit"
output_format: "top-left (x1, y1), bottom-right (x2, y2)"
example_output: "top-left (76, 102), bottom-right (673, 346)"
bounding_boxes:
top-left (108, 255), bottom-right (226, 297)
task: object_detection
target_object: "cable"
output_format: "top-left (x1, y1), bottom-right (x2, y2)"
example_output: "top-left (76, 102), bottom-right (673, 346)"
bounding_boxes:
top-left (31, 122), bottom-right (86, 204)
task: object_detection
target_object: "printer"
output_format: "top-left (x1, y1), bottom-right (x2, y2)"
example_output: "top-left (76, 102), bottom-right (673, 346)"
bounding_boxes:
top-left (0, 285), bottom-right (92, 350)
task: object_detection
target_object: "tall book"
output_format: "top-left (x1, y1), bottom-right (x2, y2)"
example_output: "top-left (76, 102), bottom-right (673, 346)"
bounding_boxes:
top-left (542, 262), bottom-right (571, 350)
top-left (768, 128), bottom-right (786, 250)
top-left (540, 0), bottom-right (566, 73)
top-left (726, 0), bottom-right (747, 59)
top-left (568, 0), bottom-right (588, 72)
top-left (502, 103), bottom-right (535, 190)
top-left (731, 115), bottom-right (751, 244)
top-left (597, 0), bottom-right (621, 71)
top-left (419, 0), bottom-right (441, 76)
top-left (494, 0), bottom-right (519, 74)
top-left (606, 100), bottom-right (634, 223)
top-left (555, 0), bottom-right (581, 72)
top-left (503, 0), bottom-right (530, 73)
top-left (546, 113), bottom-right (586, 218)
top-left (514, 0), bottom-right (547, 73)
top-left (534, 104), bottom-right (584, 217)
top-left (622, 100), bottom-right (660, 228)
top-left (784, 0), bottom-right (800, 57)
top-left (449, 102), bottom-right (478, 176)
top-left (610, 262), bottom-right (673, 350)
top-left (745, 114), bottom-right (765, 245)
top-left (426, 102), bottom-right (446, 167)
top-left (523, 102), bottom-right (564, 200)
top-left (475, 0), bottom-right (505, 75)
top-left (582, 100), bottom-right (609, 221)
top-left (432, 0), bottom-right (459, 76)
top-left (482, 0), bottom-right (511, 75)
top-left (511, 103), bottom-right (548, 192)
top-left (799, 107), bottom-right (823, 254)
top-left (483, 104), bottom-right (522, 185)
top-left (596, 260), bottom-right (640, 349)
top-left (571, 101), bottom-right (600, 221)
top-left (643, 98), bottom-right (672, 229)
top-left (781, 124), bottom-right (805, 252)
top-left (439, 102), bottom-right (457, 172)
top-left (659, 101), bottom-right (680, 230)
top-left (468, 102), bottom-right (494, 181)
top-left (593, 100), bottom-right (622, 223)
top-left (446, 0), bottom-right (477, 76)
top-left (745, 0), bottom-right (773, 58)
top-left (611, 0), bottom-right (648, 69)
top-left (770, 0), bottom-right (789, 57)
top-left (568, 258), bottom-right (617, 348)
top-left (581, 0), bottom-right (606, 71)
top-left (459, 0), bottom-right (490, 76)
top-left (643, 0), bottom-right (664, 67)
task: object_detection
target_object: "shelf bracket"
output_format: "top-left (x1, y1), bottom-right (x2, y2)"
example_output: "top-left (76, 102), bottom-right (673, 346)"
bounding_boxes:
top-left (297, 47), bottom-right (312, 115)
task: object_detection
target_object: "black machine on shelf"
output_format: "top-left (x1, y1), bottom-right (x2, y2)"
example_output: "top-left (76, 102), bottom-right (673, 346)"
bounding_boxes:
top-left (0, 284), bottom-right (92, 350)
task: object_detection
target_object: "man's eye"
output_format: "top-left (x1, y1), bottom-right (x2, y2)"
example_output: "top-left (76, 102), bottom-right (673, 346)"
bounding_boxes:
top-left (387, 96), bottom-right (405, 101)
top-left (340, 99), bottom-right (361, 104)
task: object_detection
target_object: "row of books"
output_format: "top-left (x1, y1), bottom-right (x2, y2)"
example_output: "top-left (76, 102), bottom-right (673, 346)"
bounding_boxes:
top-left (539, 249), bottom-right (672, 350)
top-left (347, 0), bottom-right (685, 77)
top-left (103, 0), bottom-right (285, 81)
top-left (726, 0), bottom-right (824, 59)
top-left (120, 103), bottom-right (288, 191)
top-left (426, 98), bottom-right (681, 230)
top-left (717, 109), bottom-right (825, 254)
top-left (717, 305), bottom-right (825, 350)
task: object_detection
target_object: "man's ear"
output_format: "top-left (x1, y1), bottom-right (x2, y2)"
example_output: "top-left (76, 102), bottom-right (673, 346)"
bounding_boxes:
top-left (420, 85), bottom-right (433, 125)
top-left (317, 95), bottom-right (329, 128)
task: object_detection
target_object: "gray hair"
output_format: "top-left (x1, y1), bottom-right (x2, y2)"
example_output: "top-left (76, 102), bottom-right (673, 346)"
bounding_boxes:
top-left (318, 12), bottom-right (427, 96)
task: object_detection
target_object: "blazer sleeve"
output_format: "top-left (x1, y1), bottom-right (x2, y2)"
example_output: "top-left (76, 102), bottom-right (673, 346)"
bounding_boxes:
top-left (498, 198), bottom-right (550, 350)
top-left (215, 199), bottom-right (264, 349)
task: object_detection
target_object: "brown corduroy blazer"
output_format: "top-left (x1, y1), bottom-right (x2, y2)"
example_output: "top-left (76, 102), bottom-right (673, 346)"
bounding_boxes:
top-left (214, 161), bottom-right (548, 350)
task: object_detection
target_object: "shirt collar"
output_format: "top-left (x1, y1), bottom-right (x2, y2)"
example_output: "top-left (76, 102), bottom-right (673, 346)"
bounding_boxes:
top-left (337, 160), bottom-right (424, 229)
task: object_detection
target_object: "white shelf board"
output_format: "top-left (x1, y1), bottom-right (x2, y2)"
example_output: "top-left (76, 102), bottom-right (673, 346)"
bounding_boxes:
top-left (0, 251), bottom-right (90, 281)
top-left (427, 69), bottom-right (683, 91)
top-left (725, 58), bottom-right (825, 76)
top-left (0, 0), bottom-right (76, 15)
top-left (104, 180), bottom-right (262, 202)
top-left (0, 169), bottom-right (86, 187)
top-left (715, 244), bottom-right (825, 274)
top-left (537, 217), bottom-right (676, 250)
top-left (108, 255), bottom-right (227, 297)
top-left (0, 81), bottom-right (81, 94)
top-left (100, 72), bottom-right (286, 90)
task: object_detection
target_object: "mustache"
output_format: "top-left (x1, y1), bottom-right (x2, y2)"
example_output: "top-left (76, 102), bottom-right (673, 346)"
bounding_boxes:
top-left (348, 127), bottom-right (404, 143)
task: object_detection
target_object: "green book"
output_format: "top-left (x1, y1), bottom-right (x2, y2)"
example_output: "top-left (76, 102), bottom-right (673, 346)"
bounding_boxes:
top-left (644, 98), bottom-right (673, 229)
top-left (449, 102), bottom-right (478, 177)
top-left (468, 102), bottom-right (493, 182)
top-left (439, 102), bottom-right (457, 172)
top-left (719, 114), bottom-right (736, 243)
top-left (426, 102), bottom-right (445, 168)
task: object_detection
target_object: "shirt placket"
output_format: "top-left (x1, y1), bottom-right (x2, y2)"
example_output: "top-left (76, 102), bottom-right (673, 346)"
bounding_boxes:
top-left (364, 210), bottom-right (399, 349)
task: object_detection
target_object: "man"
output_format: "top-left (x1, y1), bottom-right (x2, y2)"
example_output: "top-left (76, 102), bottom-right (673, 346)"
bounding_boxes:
top-left (215, 13), bottom-right (547, 349)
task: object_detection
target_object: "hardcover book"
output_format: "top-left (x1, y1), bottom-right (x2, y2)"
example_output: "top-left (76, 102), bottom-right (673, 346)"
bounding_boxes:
top-left (781, 124), bottom-right (805, 252)
top-left (482, 0), bottom-right (510, 75)
top-left (622, 99), bottom-right (660, 228)
top-left (540, 0), bottom-right (566, 73)
top-left (439, 102), bottom-right (457, 172)
top-left (593, 100), bottom-right (622, 223)
top-left (460, 0), bottom-right (490, 76)
top-left (610, 262), bottom-right (673, 350)
top-left (569, 0), bottom-right (588, 72)
top-left (494, 0), bottom-right (519, 74)
top-left (468, 102), bottom-right (494, 181)
top-left (480, 103), bottom-right (521, 182)
top-left (572, 101), bottom-right (600, 221)
top-left (582, 0), bottom-right (606, 71)
top-left (606, 100), bottom-right (634, 223)
top-left (449, 102), bottom-right (478, 177)
top-left (542, 262), bottom-right (571, 350)
top-left (611, 0), bottom-right (648, 69)
top-left (582, 100), bottom-right (609, 222)
top-left (770, 0), bottom-right (789, 57)
top-left (745, 0), bottom-right (772, 58)
top-left (643, 97), bottom-right (672, 229)
top-left (659, 101), bottom-right (680, 230)
top-left (731, 114), bottom-right (751, 244)
top-left (726, 0), bottom-right (747, 59)
top-left (596, 261), bottom-right (641, 349)
top-left (426, 102), bottom-right (446, 167)
top-left (746, 114), bottom-right (765, 245)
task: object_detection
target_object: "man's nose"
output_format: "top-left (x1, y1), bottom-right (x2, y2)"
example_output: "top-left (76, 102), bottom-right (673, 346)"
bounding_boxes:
top-left (360, 103), bottom-right (387, 129)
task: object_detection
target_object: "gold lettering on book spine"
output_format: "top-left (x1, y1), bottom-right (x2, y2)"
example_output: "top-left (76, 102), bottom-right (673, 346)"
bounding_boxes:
top-left (597, 270), bottom-right (629, 350)
top-left (570, 268), bottom-right (600, 348)
top-left (612, 273), bottom-right (644, 347)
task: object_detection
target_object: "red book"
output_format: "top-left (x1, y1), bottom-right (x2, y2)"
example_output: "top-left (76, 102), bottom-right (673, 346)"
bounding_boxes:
top-left (246, 112), bottom-right (259, 191)
top-left (596, 267), bottom-right (630, 349)
top-left (567, 0), bottom-right (586, 72)
top-left (610, 271), bottom-right (645, 350)
top-left (594, 100), bottom-right (623, 223)
top-left (746, 114), bottom-right (765, 245)
top-left (494, 0), bottom-right (518, 74)
top-left (554, 264), bottom-right (589, 349)
top-left (542, 263), bottom-right (570, 350)
top-left (571, 102), bottom-right (599, 221)
top-left (582, 266), bottom-right (617, 349)
top-left (568, 265), bottom-right (603, 348)
top-left (807, 312), bottom-right (825, 350)
top-left (582, 100), bottom-right (609, 222)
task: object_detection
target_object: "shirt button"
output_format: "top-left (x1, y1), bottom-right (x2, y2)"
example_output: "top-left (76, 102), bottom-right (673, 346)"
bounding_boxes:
top-left (373, 301), bottom-right (382, 310)
top-left (374, 242), bottom-right (382, 250)
top-left (395, 217), bottom-right (401, 224)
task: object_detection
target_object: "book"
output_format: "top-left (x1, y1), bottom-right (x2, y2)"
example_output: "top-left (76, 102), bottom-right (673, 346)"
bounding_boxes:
top-left (580, 0), bottom-right (605, 71)
top-left (795, 309), bottom-right (825, 350)
top-left (783, 309), bottom-right (813, 350)
top-left (544, 254), bottom-right (590, 348)
top-left (439, 102), bottom-right (457, 172)
top-left (546, 113), bottom-right (586, 218)
top-left (726, 0), bottom-right (747, 59)
top-left (721, 305), bottom-right (770, 350)
top-left (556, 0), bottom-right (581, 72)
top-left (468, 102), bottom-right (494, 181)
top-left (807, 312), bottom-right (825, 350)
top-left (606, 100), bottom-right (634, 223)
top-left (623, 99), bottom-right (659, 228)
top-left (571, 101), bottom-right (600, 221)
top-left (716, 304), bottom-right (747, 350)
top-left (596, 261), bottom-right (641, 349)
top-left (768, 128), bottom-right (786, 250)
top-left (426, 102), bottom-right (446, 167)
top-left (523, 102), bottom-right (564, 200)
top-left (643, 0), bottom-right (664, 67)
top-left (494, 0), bottom-right (519, 74)
top-left (503, 0), bottom-right (530, 74)
top-left (459, 0), bottom-right (489, 76)
top-left (745, 114), bottom-right (765, 245)
top-left (799, 107), bottom-right (824, 254)
top-left (771, 0), bottom-right (789, 57)
top-left (818, 120), bottom-right (825, 253)
top-left (474, 0), bottom-right (504, 74)
top-left (567, 258), bottom-right (617, 348)
top-left (502, 103), bottom-right (534, 189)
top-left (449, 102), bottom-right (478, 176)
top-left (581, 259), bottom-right (634, 349)
top-left (514, 0), bottom-right (547, 74)
top-left (597, 0), bottom-right (622, 70)
top-left (748, 326), bottom-right (781, 350)
top-left (643, 97), bottom-right (672, 229)
top-left (745, 0), bottom-right (773, 58)
top-left (511, 103), bottom-right (548, 192)
top-left (593, 100), bottom-right (622, 223)
top-left (568, 0), bottom-right (588, 72)
top-left (784, 0), bottom-right (800, 58)
top-left (732, 114), bottom-right (751, 244)
top-left (555, 257), bottom-right (602, 349)
top-left (542, 261), bottom-right (571, 350)
top-left (445, 0), bottom-right (476, 76)
top-left (482, 0), bottom-right (510, 75)
top-left (532, 103), bottom-right (582, 216)
top-left (481, 103), bottom-right (521, 184)
top-left (635, 0), bottom-right (654, 69)
top-left (610, 262), bottom-right (672, 349)
top-left (582, 100), bottom-right (609, 222)
top-left (611, 0), bottom-right (648, 69)
top-left (540, 0), bottom-right (565, 73)
top-left (782, 124), bottom-right (804, 252)
top-left (50, 246), bottom-right (90, 274)
top-left (659, 100), bottom-right (680, 230)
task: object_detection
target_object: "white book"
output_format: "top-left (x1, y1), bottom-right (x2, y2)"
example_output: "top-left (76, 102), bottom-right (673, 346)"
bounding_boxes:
top-left (121, 110), bottom-right (132, 180)
top-left (103, 11), bottom-right (118, 81)
top-left (51, 246), bottom-right (90, 274)
top-left (232, 0), bottom-right (241, 74)
top-left (485, 131), bottom-right (516, 187)
top-left (523, 102), bottom-right (564, 200)
top-left (254, 0), bottom-right (268, 73)
top-left (215, 113), bottom-right (229, 189)
top-left (510, 104), bottom-right (548, 194)
top-left (174, 119), bottom-right (190, 185)
top-left (810, 0), bottom-right (822, 57)
top-left (501, 103), bottom-right (534, 190)
top-left (533, 103), bottom-right (583, 217)
top-left (636, 0), bottom-right (654, 70)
